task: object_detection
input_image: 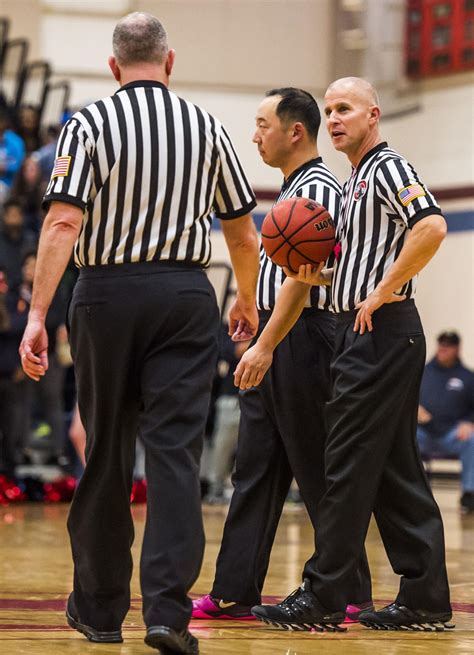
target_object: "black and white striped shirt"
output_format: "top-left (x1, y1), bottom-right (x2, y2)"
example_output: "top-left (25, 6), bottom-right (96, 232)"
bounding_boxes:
top-left (331, 142), bottom-right (442, 313)
top-left (44, 80), bottom-right (256, 267)
top-left (257, 157), bottom-right (341, 311)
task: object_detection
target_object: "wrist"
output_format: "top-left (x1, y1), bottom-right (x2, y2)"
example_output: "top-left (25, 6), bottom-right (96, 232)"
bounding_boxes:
top-left (28, 308), bottom-right (47, 323)
top-left (236, 292), bottom-right (256, 309)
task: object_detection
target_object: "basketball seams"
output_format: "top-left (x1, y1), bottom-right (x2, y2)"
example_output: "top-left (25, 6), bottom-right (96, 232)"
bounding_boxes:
top-left (264, 199), bottom-right (298, 257)
top-left (261, 196), bottom-right (336, 268)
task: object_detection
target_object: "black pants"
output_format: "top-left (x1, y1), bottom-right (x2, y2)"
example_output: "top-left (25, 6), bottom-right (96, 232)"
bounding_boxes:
top-left (304, 300), bottom-right (451, 613)
top-left (211, 309), bottom-right (372, 606)
top-left (67, 262), bottom-right (219, 632)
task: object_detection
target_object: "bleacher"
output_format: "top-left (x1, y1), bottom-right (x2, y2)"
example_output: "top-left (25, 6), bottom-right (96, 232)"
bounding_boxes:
top-left (0, 15), bottom-right (69, 132)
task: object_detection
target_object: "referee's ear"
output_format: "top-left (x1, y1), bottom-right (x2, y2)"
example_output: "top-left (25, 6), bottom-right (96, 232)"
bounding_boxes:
top-left (108, 56), bottom-right (121, 83)
top-left (165, 49), bottom-right (176, 77)
top-left (368, 105), bottom-right (380, 125)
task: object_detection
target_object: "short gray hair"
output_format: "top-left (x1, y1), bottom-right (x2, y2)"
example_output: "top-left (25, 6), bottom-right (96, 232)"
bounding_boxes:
top-left (113, 12), bottom-right (168, 66)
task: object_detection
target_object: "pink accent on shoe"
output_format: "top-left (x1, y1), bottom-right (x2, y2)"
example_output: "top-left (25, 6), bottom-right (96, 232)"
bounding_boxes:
top-left (191, 594), bottom-right (255, 620)
top-left (344, 601), bottom-right (374, 624)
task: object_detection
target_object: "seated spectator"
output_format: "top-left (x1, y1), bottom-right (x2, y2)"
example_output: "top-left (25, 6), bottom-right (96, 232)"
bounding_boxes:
top-left (10, 155), bottom-right (45, 236)
top-left (17, 105), bottom-right (41, 154)
top-left (417, 331), bottom-right (474, 514)
top-left (0, 199), bottom-right (37, 292)
top-left (35, 125), bottom-right (60, 185)
top-left (0, 267), bottom-right (27, 476)
top-left (0, 107), bottom-right (25, 203)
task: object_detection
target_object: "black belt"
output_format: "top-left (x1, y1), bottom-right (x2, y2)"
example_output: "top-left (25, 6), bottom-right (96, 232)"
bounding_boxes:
top-left (78, 259), bottom-right (204, 279)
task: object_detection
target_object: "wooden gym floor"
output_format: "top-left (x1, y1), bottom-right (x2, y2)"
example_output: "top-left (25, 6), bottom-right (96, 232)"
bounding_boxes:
top-left (0, 482), bottom-right (473, 654)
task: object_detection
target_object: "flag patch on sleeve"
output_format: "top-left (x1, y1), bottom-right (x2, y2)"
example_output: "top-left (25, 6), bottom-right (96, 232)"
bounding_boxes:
top-left (398, 183), bottom-right (425, 206)
top-left (52, 156), bottom-right (72, 178)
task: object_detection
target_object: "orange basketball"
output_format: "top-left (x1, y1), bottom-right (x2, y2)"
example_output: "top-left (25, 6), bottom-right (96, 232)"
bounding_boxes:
top-left (261, 197), bottom-right (336, 272)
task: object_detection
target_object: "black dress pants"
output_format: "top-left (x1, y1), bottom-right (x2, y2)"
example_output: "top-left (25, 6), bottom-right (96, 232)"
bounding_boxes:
top-left (211, 308), bottom-right (372, 606)
top-left (303, 300), bottom-right (451, 613)
top-left (67, 262), bottom-right (219, 632)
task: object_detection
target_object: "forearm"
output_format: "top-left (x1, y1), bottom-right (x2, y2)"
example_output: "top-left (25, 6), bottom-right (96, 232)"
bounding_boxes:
top-left (30, 207), bottom-right (82, 320)
top-left (258, 278), bottom-right (309, 351)
top-left (377, 216), bottom-right (446, 295)
top-left (223, 216), bottom-right (259, 305)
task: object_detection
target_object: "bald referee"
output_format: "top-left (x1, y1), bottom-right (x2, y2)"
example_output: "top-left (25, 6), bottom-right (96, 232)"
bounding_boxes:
top-left (251, 77), bottom-right (453, 632)
top-left (19, 12), bottom-right (259, 655)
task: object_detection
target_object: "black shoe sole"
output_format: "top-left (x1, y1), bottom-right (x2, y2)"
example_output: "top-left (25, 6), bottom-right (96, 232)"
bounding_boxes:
top-left (361, 620), bottom-right (455, 632)
top-left (66, 610), bottom-right (123, 643)
top-left (145, 626), bottom-right (199, 654)
top-left (252, 611), bottom-right (347, 633)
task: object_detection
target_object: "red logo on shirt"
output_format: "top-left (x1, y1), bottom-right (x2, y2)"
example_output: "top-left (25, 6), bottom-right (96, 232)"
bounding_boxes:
top-left (354, 180), bottom-right (367, 201)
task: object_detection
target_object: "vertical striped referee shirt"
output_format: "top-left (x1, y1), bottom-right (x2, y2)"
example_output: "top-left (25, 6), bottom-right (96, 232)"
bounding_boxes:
top-left (257, 157), bottom-right (341, 311)
top-left (44, 80), bottom-right (256, 267)
top-left (332, 142), bottom-right (443, 313)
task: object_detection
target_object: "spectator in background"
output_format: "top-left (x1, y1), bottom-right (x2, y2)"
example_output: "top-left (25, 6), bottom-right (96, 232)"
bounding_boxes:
top-left (11, 155), bottom-right (45, 236)
top-left (0, 199), bottom-right (37, 292)
top-left (17, 251), bottom-right (69, 466)
top-left (417, 331), bottom-right (474, 514)
top-left (35, 125), bottom-right (60, 185)
top-left (204, 323), bottom-right (249, 504)
top-left (18, 105), bottom-right (41, 154)
top-left (0, 267), bottom-right (27, 476)
top-left (0, 107), bottom-right (25, 203)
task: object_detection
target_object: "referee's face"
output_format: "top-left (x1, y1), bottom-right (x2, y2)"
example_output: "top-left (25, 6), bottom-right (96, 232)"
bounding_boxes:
top-left (324, 88), bottom-right (375, 157)
top-left (253, 96), bottom-right (293, 169)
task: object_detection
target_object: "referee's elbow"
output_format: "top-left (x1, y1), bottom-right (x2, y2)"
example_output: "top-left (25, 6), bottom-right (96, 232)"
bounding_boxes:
top-left (431, 215), bottom-right (448, 243)
top-left (416, 214), bottom-right (447, 246)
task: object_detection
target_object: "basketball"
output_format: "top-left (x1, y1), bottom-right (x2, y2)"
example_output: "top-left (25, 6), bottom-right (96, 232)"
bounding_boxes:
top-left (261, 197), bottom-right (336, 272)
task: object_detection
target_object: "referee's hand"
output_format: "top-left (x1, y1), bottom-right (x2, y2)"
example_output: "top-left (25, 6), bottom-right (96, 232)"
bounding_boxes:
top-left (354, 289), bottom-right (406, 334)
top-left (19, 317), bottom-right (49, 381)
top-left (228, 297), bottom-right (258, 342)
top-left (234, 342), bottom-right (272, 390)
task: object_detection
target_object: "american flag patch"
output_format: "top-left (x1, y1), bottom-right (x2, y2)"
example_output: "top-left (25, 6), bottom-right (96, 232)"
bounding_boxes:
top-left (52, 156), bottom-right (72, 178)
top-left (398, 183), bottom-right (425, 206)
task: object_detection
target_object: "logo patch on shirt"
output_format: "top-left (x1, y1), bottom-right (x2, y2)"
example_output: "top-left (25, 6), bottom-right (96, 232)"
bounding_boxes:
top-left (398, 183), bottom-right (425, 206)
top-left (354, 180), bottom-right (367, 201)
top-left (52, 156), bottom-right (72, 178)
top-left (446, 377), bottom-right (464, 391)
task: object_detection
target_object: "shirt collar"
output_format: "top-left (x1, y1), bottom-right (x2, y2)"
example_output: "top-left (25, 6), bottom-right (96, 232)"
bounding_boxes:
top-left (115, 80), bottom-right (168, 94)
top-left (281, 157), bottom-right (323, 191)
top-left (354, 141), bottom-right (388, 171)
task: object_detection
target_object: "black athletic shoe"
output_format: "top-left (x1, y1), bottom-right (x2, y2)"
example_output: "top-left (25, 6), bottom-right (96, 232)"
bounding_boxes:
top-left (145, 625), bottom-right (199, 654)
top-left (65, 593), bottom-right (123, 643)
top-left (359, 602), bottom-right (455, 632)
top-left (251, 579), bottom-right (346, 632)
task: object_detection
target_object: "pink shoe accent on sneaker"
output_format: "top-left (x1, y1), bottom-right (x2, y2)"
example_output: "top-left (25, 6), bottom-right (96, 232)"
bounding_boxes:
top-left (344, 601), bottom-right (374, 623)
top-left (191, 594), bottom-right (255, 620)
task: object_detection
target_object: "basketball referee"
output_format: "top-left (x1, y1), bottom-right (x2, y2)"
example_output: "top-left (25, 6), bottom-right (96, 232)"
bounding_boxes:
top-left (19, 13), bottom-right (259, 655)
top-left (251, 77), bottom-right (453, 632)
top-left (192, 88), bottom-right (372, 622)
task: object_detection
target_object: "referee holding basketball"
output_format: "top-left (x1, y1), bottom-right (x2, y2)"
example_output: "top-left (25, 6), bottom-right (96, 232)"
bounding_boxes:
top-left (192, 88), bottom-right (372, 622)
top-left (19, 12), bottom-right (259, 655)
top-left (251, 77), bottom-right (453, 632)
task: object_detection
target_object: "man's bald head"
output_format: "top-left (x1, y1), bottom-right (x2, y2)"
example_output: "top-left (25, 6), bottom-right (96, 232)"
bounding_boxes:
top-left (326, 77), bottom-right (380, 108)
top-left (113, 12), bottom-right (168, 66)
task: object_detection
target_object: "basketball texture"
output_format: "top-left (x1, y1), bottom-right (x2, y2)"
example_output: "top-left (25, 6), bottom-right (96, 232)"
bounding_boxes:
top-left (261, 197), bottom-right (336, 272)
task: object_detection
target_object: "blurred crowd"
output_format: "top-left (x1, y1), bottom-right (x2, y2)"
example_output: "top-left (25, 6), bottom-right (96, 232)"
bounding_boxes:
top-left (0, 98), bottom-right (80, 479)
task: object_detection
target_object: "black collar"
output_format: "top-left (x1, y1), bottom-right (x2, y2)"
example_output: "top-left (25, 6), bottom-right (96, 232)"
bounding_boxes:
top-left (355, 141), bottom-right (388, 171)
top-left (115, 80), bottom-right (168, 94)
top-left (282, 157), bottom-right (323, 190)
